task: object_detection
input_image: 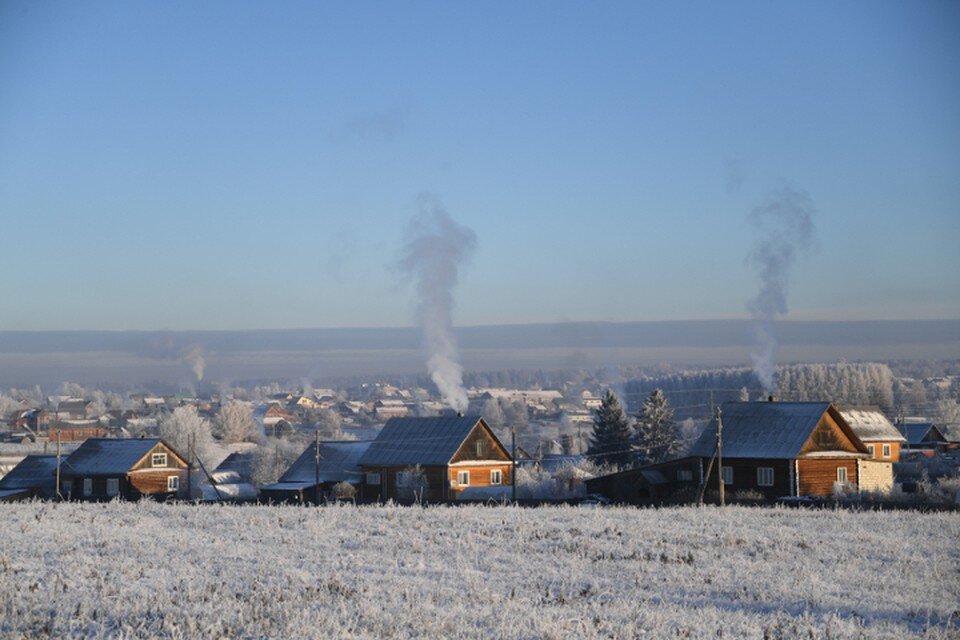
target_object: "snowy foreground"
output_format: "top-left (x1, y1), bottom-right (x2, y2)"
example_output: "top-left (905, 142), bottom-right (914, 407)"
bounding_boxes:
top-left (1, 503), bottom-right (958, 639)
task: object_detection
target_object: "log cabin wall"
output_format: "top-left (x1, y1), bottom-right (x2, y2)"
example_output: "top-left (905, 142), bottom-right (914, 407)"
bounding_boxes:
top-left (448, 464), bottom-right (513, 494)
top-left (700, 458), bottom-right (793, 499)
top-left (796, 458), bottom-right (860, 497)
top-left (450, 423), bottom-right (511, 464)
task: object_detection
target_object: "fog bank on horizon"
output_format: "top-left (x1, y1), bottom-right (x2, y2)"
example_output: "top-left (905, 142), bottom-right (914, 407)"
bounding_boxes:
top-left (0, 319), bottom-right (956, 388)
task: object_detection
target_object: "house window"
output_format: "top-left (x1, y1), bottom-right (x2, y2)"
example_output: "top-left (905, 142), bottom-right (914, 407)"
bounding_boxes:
top-left (83, 478), bottom-right (92, 496)
top-left (721, 467), bottom-right (733, 485)
top-left (867, 445), bottom-right (875, 456)
top-left (490, 470), bottom-right (502, 485)
top-left (106, 478), bottom-right (120, 496)
top-left (837, 467), bottom-right (847, 484)
top-left (882, 444), bottom-right (891, 458)
top-left (167, 475), bottom-right (179, 492)
top-left (152, 453), bottom-right (167, 468)
top-left (677, 470), bottom-right (693, 482)
top-left (366, 473), bottom-right (381, 485)
top-left (62, 480), bottom-right (72, 497)
top-left (757, 467), bottom-right (774, 487)
top-left (457, 470), bottom-right (470, 486)
top-left (476, 441), bottom-right (484, 457)
top-left (396, 471), bottom-right (410, 487)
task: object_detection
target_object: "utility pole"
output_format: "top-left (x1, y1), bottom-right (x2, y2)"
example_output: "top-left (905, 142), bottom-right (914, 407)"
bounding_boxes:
top-left (314, 428), bottom-right (321, 505)
top-left (511, 426), bottom-right (517, 503)
top-left (716, 406), bottom-right (725, 507)
top-left (187, 434), bottom-right (195, 501)
top-left (55, 429), bottom-right (62, 501)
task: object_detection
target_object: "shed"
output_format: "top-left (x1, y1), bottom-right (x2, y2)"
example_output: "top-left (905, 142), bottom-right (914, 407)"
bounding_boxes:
top-left (0, 455), bottom-right (59, 501)
top-left (260, 440), bottom-right (372, 503)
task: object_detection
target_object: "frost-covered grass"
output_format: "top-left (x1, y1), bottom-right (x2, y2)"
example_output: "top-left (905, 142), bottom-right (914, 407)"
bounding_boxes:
top-left (1, 503), bottom-right (958, 639)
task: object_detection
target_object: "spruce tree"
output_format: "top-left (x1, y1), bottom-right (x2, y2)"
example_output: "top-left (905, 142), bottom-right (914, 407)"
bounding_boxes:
top-left (587, 390), bottom-right (634, 468)
top-left (634, 389), bottom-right (680, 465)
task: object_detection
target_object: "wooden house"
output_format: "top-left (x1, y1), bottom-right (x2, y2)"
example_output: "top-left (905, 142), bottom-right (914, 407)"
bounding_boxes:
top-left (902, 423), bottom-right (949, 452)
top-left (61, 438), bottom-right (188, 501)
top-left (260, 440), bottom-right (373, 503)
top-left (687, 401), bottom-right (889, 498)
top-left (839, 407), bottom-right (907, 462)
top-left (358, 415), bottom-right (513, 502)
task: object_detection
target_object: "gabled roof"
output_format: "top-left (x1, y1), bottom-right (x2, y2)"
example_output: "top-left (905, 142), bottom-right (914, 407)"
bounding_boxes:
top-left (359, 415), bottom-right (490, 467)
top-left (688, 401), bottom-right (863, 459)
top-left (903, 423), bottom-right (948, 445)
top-left (839, 408), bottom-right (907, 443)
top-left (280, 440), bottom-right (373, 484)
top-left (63, 438), bottom-right (179, 475)
top-left (0, 455), bottom-right (57, 491)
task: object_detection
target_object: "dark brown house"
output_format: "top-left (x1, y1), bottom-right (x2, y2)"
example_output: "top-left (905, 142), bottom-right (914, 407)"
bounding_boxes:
top-left (61, 438), bottom-right (188, 501)
top-left (358, 415), bottom-right (513, 502)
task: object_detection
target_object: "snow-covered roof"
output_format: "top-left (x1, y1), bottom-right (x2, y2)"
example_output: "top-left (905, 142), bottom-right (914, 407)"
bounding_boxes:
top-left (0, 455), bottom-right (57, 491)
top-left (280, 440), bottom-right (373, 484)
top-left (839, 408), bottom-right (907, 443)
top-left (63, 438), bottom-right (175, 475)
top-left (688, 402), bottom-right (854, 459)
top-left (359, 415), bottom-right (487, 467)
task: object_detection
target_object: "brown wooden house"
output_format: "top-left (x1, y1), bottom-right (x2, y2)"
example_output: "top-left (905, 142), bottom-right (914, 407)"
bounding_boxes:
top-left (61, 438), bottom-right (188, 501)
top-left (358, 415), bottom-right (513, 502)
top-left (687, 401), bottom-right (888, 498)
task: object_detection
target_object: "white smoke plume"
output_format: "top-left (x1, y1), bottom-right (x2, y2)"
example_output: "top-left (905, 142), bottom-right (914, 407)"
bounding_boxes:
top-left (399, 193), bottom-right (476, 412)
top-left (184, 345), bottom-right (206, 382)
top-left (746, 187), bottom-right (816, 394)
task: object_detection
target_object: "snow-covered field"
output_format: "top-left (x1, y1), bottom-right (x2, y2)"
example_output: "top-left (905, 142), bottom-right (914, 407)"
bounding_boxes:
top-left (1, 503), bottom-right (958, 638)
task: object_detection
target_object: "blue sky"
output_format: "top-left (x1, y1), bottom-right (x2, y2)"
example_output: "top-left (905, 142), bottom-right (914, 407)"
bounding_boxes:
top-left (1, 1), bottom-right (958, 330)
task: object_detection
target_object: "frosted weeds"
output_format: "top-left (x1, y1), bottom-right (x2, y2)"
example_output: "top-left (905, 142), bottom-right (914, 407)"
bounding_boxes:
top-left (0, 502), bottom-right (957, 638)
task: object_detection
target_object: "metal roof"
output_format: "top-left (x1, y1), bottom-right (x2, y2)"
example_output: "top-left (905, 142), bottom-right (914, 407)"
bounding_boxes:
top-left (0, 455), bottom-right (57, 491)
top-left (63, 438), bottom-right (173, 475)
top-left (279, 440), bottom-right (372, 484)
top-left (903, 423), bottom-right (947, 445)
top-left (359, 415), bottom-right (487, 467)
top-left (839, 408), bottom-right (907, 443)
top-left (688, 402), bottom-right (834, 459)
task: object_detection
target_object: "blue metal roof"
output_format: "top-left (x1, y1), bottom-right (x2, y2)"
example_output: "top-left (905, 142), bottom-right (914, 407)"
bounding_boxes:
top-left (359, 415), bottom-right (487, 467)
top-left (279, 440), bottom-right (372, 484)
top-left (0, 455), bottom-right (57, 492)
top-left (688, 402), bottom-right (833, 459)
top-left (903, 423), bottom-right (947, 445)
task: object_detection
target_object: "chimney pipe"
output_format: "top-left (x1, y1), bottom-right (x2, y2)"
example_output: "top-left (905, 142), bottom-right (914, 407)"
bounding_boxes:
top-left (768, 395), bottom-right (777, 402)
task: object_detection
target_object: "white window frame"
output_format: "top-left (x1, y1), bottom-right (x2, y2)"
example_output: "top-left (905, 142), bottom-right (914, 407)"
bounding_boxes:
top-left (366, 473), bottom-right (381, 486)
top-left (106, 478), bottom-right (120, 496)
top-left (167, 475), bottom-right (179, 492)
top-left (837, 467), bottom-right (847, 484)
top-left (457, 470), bottom-right (470, 486)
top-left (867, 444), bottom-right (875, 456)
top-left (721, 466), bottom-right (733, 485)
top-left (677, 470), bottom-right (693, 482)
top-left (490, 469), bottom-right (502, 486)
top-left (152, 453), bottom-right (167, 468)
top-left (757, 467), bottom-right (774, 487)
top-left (882, 444), bottom-right (891, 458)
top-left (83, 478), bottom-right (92, 496)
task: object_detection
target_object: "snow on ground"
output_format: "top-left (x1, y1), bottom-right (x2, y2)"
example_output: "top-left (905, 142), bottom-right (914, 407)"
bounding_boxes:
top-left (0, 503), bottom-right (957, 638)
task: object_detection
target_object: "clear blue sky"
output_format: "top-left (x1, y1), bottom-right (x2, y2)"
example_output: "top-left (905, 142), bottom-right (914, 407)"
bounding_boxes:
top-left (1, 1), bottom-right (958, 330)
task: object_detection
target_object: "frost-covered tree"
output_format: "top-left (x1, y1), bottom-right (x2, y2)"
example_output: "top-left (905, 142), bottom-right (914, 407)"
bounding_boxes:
top-left (481, 397), bottom-right (505, 429)
top-left (587, 390), bottom-right (633, 468)
top-left (160, 405), bottom-right (215, 466)
top-left (634, 389), bottom-right (680, 466)
top-left (738, 387), bottom-right (750, 402)
top-left (502, 400), bottom-right (529, 435)
top-left (936, 399), bottom-right (960, 426)
top-left (397, 464), bottom-right (429, 503)
top-left (314, 408), bottom-right (343, 440)
top-left (251, 437), bottom-right (304, 486)
top-left (214, 400), bottom-right (260, 444)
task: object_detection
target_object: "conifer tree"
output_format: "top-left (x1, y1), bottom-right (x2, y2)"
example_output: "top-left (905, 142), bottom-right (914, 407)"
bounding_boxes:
top-left (587, 390), bottom-right (634, 468)
top-left (634, 389), bottom-right (679, 465)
